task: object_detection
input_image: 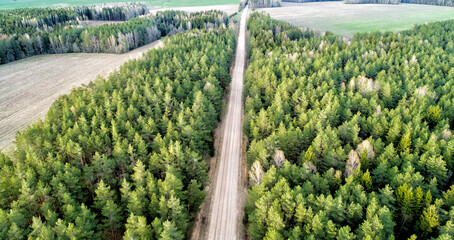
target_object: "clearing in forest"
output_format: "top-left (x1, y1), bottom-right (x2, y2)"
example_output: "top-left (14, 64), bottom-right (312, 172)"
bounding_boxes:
top-left (0, 40), bottom-right (163, 149)
top-left (260, 2), bottom-right (454, 36)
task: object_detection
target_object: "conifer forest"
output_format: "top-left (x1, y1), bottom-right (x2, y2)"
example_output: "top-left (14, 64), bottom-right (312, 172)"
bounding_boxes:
top-left (1, 1), bottom-right (454, 239)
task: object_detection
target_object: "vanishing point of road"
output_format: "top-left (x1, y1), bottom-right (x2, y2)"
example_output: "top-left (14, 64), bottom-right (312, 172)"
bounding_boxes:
top-left (207, 5), bottom-right (249, 240)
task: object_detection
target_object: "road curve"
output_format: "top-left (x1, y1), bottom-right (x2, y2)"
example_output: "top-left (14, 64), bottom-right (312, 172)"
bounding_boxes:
top-left (207, 6), bottom-right (248, 240)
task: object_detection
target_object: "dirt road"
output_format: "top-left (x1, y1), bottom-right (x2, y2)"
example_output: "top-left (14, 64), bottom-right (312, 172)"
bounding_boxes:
top-left (0, 40), bottom-right (163, 149)
top-left (207, 5), bottom-right (248, 240)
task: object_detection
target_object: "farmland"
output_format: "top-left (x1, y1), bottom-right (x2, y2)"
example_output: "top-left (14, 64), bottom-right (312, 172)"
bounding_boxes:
top-left (0, 0), bottom-right (240, 10)
top-left (0, 40), bottom-right (163, 149)
top-left (259, 2), bottom-right (454, 36)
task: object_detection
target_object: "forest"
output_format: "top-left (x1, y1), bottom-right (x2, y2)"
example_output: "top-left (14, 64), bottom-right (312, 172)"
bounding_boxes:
top-left (0, 20), bottom-right (235, 239)
top-left (244, 13), bottom-right (454, 239)
top-left (0, 5), bottom-right (229, 64)
top-left (0, 3), bottom-right (148, 36)
top-left (282, 0), bottom-right (341, 3)
top-left (250, 0), bottom-right (282, 8)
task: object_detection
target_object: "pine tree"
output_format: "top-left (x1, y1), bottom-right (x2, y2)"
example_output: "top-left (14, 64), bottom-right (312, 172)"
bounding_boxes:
top-left (187, 180), bottom-right (206, 212)
top-left (29, 217), bottom-right (55, 239)
top-left (128, 187), bottom-right (148, 217)
top-left (303, 145), bottom-right (316, 165)
top-left (426, 105), bottom-right (441, 128)
top-left (411, 186), bottom-right (424, 216)
top-left (398, 130), bottom-right (412, 153)
top-left (94, 180), bottom-right (115, 211)
top-left (361, 169), bottom-right (372, 191)
top-left (443, 186), bottom-right (454, 207)
top-left (101, 200), bottom-right (123, 236)
top-left (75, 204), bottom-right (98, 239)
top-left (420, 205), bottom-right (439, 236)
top-left (160, 220), bottom-right (184, 240)
top-left (120, 178), bottom-right (132, 210)
top-left (396, 183), bottom-right (414, 231)
top-left (337, 226), bottom-right (355, 240)
top-left (326, 220), bottom-right (338, 239)
top-left (124, 213), bottom-right (151, 240)
top-left (264, 229), bottom-right (284, 240)
top-left (267, 201), bottom-right (285, 232)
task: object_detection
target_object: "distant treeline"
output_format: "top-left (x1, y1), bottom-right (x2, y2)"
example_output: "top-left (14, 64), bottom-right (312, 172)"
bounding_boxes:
top-left (0, 10), bottom-right (229, 64)
top-left (344, 0), bottom-right (399, 3)
top-left (250, 0), bottom-right (282, 8)
top-left (282, 0), bottom-right (341, 3)
top-left (0, 3), bottom-right (148, 36)
top-left (345, 0), bottom-right (454, 6)
top-left (281, 0), bottom-right (454, 5)
top-left (73, 3), bottom-right (148, 21)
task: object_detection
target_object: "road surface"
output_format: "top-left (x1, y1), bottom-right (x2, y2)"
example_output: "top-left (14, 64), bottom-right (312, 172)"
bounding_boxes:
top-left (0, 40), bottom-right (163, 149)
top-left (207, 6), bottom-right (248, 240)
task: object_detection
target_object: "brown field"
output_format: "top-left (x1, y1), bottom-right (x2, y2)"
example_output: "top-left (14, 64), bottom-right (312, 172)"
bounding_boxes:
top-left (0, 40), bottom-right (163, 149)
top-left (149, 4), bottom-right (239, 15)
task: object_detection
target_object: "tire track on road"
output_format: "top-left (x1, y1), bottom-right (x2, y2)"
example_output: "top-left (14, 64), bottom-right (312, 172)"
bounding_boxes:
top-left (207, 5), bottom-right (248, 240)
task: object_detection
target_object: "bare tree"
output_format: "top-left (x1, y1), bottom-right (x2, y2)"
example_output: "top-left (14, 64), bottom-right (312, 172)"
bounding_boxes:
top-left (273, 149), bottom-right (286, 168)
top-left (303, 161), bottom-right (317, 174)
top-left (345, 150), bottom-right (360, 177)
top-left (356, 139), bottom-right (375, 161)
top-left (249, 161), bottom-right (264, 186)
top-left (442, 129), bottom-right (452, 141)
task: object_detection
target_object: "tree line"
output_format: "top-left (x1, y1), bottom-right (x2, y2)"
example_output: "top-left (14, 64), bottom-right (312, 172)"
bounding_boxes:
top-left (0, 21), bottom-right (235, 239)
top-left (250, 0), bottom-right (282, 8)
top-left (0, 9), bottom-right (229, 64)
top-left (244, 12), bottom-right (454, 239)
top-left (0, 3), bottom-right (148, 36)
top-left (281, 0), bottom-right (341, 3)
top-left (262, 0), bottom-right (454, 6)
top-left (345, 0), bottom-right (454, 6)
top-left (73, 3), bottom-right (149, 21)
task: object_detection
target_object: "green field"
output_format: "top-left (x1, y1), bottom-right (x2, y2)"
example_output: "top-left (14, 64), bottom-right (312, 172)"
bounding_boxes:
top-left (261, 2), bottom-right (454, 36)
top-left (0, 0), bottom-right (240, 10)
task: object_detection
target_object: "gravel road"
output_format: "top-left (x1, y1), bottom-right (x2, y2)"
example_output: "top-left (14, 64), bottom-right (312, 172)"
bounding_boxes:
top-left (207, 5), bottom-right (248, 240)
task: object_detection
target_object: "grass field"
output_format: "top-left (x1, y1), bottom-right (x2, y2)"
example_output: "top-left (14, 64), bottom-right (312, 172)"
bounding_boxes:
top-left (0, 0), bottom-right (240, 10)
top-left (260, 2), bottom-right (454, 37)
top-left (0, 40), bottom-right (163, 149)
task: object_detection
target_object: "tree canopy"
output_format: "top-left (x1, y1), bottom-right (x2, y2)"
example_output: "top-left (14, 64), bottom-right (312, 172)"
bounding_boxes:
top-left (0, 20), bottom-right (235, 239)
top-left (0, 7), bottom-right (229, 64)
top-left (245, 12), bottom-right (454, 239)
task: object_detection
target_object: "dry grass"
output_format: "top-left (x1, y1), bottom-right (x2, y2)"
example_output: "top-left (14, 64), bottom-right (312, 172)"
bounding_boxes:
top-left (259, 2), bottom-right (454, 37)
top-left (0, 40), bottom-right (163, 149)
